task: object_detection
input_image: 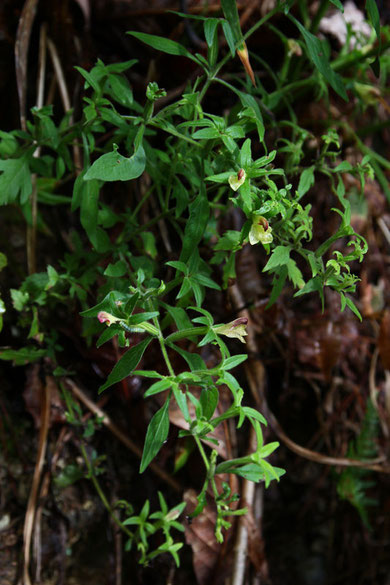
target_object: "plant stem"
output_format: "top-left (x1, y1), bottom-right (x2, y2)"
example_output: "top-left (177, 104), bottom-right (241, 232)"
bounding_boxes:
top-left (194, 436), bottom-right (210, 472)
top-left (310, 0), bottom-right (330, 33)
top-left (79, 442), bottom-right (133, 539)
top-left (148, 299), bottom-right (176, 377)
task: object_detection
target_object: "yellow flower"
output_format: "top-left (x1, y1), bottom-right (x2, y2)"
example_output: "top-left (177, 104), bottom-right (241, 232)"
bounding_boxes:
top-left (228, 168), bottom-right (246, 191)
top-left (249, 216), bottom-right (273, 245)
top-left (214, 317), bottom-right (248, 343)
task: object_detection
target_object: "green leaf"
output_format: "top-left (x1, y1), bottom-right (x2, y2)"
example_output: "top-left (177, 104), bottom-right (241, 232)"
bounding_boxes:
top-left (99, 337), bottom-right (152, 393)
top-left (229, 463), bottom-right (285, 483)
top-left (104, 260), bottom-right (128, 277)
top-left (96, 324), bottom-right (122, 348)
top-left (204, 18), bottom-right (219, 48)
top-left (141, 232), bottom-right (157, 259)
top-left (236, 92), bottom-right (264, 141)
top-left (173, 386), bottom-right (190, 421)
top-left (80, 291), bottom-right (125, 318)
top-left (329, 0), bottom-right (344, 10)
top-left (127, 312), bottom-right (159, 326)
top-left (166, 260), bottom-right (188, 274)
top-left (108, 74), bottom-right (133, 108)
top-left (136, 370), bottom-right (163, 379)
top-left (140, 400), bottom-right (170, 473)
top-left (84, 145), bottom-right (146, 182)
top-left (200, 386), bottom-right (219, 420)
top-left (291, 16), bottom-right (348, 101)
top-left (221, 0), bottom-right (243, 44)
top-left (11, 289), bottom-right (29, 311)
top-left (144, 378), bottom-right (172, 397)
top-left (294, 275), bottom-right (324, 297)
top-left (0, 347), bottom-right (47, 365)
top-left (221, 20), bottom-right (236, 57)
top-left (242, 406), bottom-right (267, 426)
top-left (206, 171), bottom-right (233, 184)
top-left (79, 178), bottom-right (110, 252)
top-left (240, 139), bottom-right (252, 168)
top-left (365, 0), bottom-right (380, 43)
top-left (180, 188), bottom-right (209, 263)
top-left (128, 32), bottom-right (198, 63)
top-left (176, 277), bottom-right (192, 299)
top-left (74, 65), bottom-right (101, 92)
top-left (286, 259), bottom-right (304, 288)
top-left (258, 441), bottom-right (280, 458)
top-left (54, 463), bottom-right (85, 488)
top-left (223, 354), bottom-right (248, 370)
top-left (263, 246), bottom-right (291, 272)
top-left (266, 266), bottom-right (288, 308)
top-left (298, 166), bottom-right (315, 198)
top-left (333, 161), bottom-right (353, 173)
top-left (343, 295), bottom-right (362, 321)
top-left (170, 344), bottom-right (207, 371)
top-left (366, 0), bottom-right (381, 76)
top-left (191, 273), bottom-right (220, 290)
top-left (0, 131), bottom-right (18, 156)
top-left (0, 252), bottom-right (8, 272)
top-left (162, 303), bottom-right (193, 330)
top-left (192, 127), bottom-right (220, 139)
top-left (0, 155), bottom-right (32, 205)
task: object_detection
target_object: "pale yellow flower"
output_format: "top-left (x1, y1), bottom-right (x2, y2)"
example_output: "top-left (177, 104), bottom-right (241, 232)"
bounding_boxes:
top-left (249, 216), bottom-right (273, 246)
top-left (214, 317), bottom-right (248, 343)
top-left (228, 169), bottom-right (246, 191)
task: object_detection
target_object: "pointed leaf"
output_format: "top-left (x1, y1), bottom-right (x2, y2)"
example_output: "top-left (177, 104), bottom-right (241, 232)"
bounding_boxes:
top-left (291, 16), bottom-right (348, 101)
top-left (99, 337), bottom-right (152, 393)
top-left (128, 31), bottom-right (198, 64)
top-left (140, 400), bottom-right (170, 473)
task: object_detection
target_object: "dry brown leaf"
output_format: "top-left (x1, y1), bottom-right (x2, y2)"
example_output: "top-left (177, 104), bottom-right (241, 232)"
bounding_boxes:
top-left (184, 489), bottom-right (230, 585)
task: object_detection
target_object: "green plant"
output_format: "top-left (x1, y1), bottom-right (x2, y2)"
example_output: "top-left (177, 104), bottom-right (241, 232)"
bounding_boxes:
top-left (1, 0), bottom-right (388, 568)
top-left (337, 399), bottom-right (379, 529)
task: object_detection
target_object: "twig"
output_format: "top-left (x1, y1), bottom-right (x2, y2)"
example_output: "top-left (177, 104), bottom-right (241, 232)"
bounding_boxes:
top-left (15, 0), bottom-right (39, 131)
top-left (21, 375), bottom-right (51, 585)
top-left (27, 23), bottom-right (47, 275)
top-left (377, 217), bottom-right (390, 248)
top-left (369, 348), bottom-right (380, 413)
top-left (231, 427), bottom-right (256, 585)
top-left (229, 283), bottom-right (266, 585)
top-left (47, 37), bottom-right (82, 172)
top-left (46, 37), bottom-right (70, 111)
top-left (64, 378), bottom-right (182, 492)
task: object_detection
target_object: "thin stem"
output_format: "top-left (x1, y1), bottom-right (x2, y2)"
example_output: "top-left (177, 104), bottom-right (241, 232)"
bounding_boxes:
top-left (148, 299), bottom-right (176, 377)
top-left (194, 436), bottom-right (210, 472)
top-left (131, 185), bottom-right (155, 221)
top-left (310, 0), bottom-right (329, 33)
top-left (79, 443), bottom-right (133, 539)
